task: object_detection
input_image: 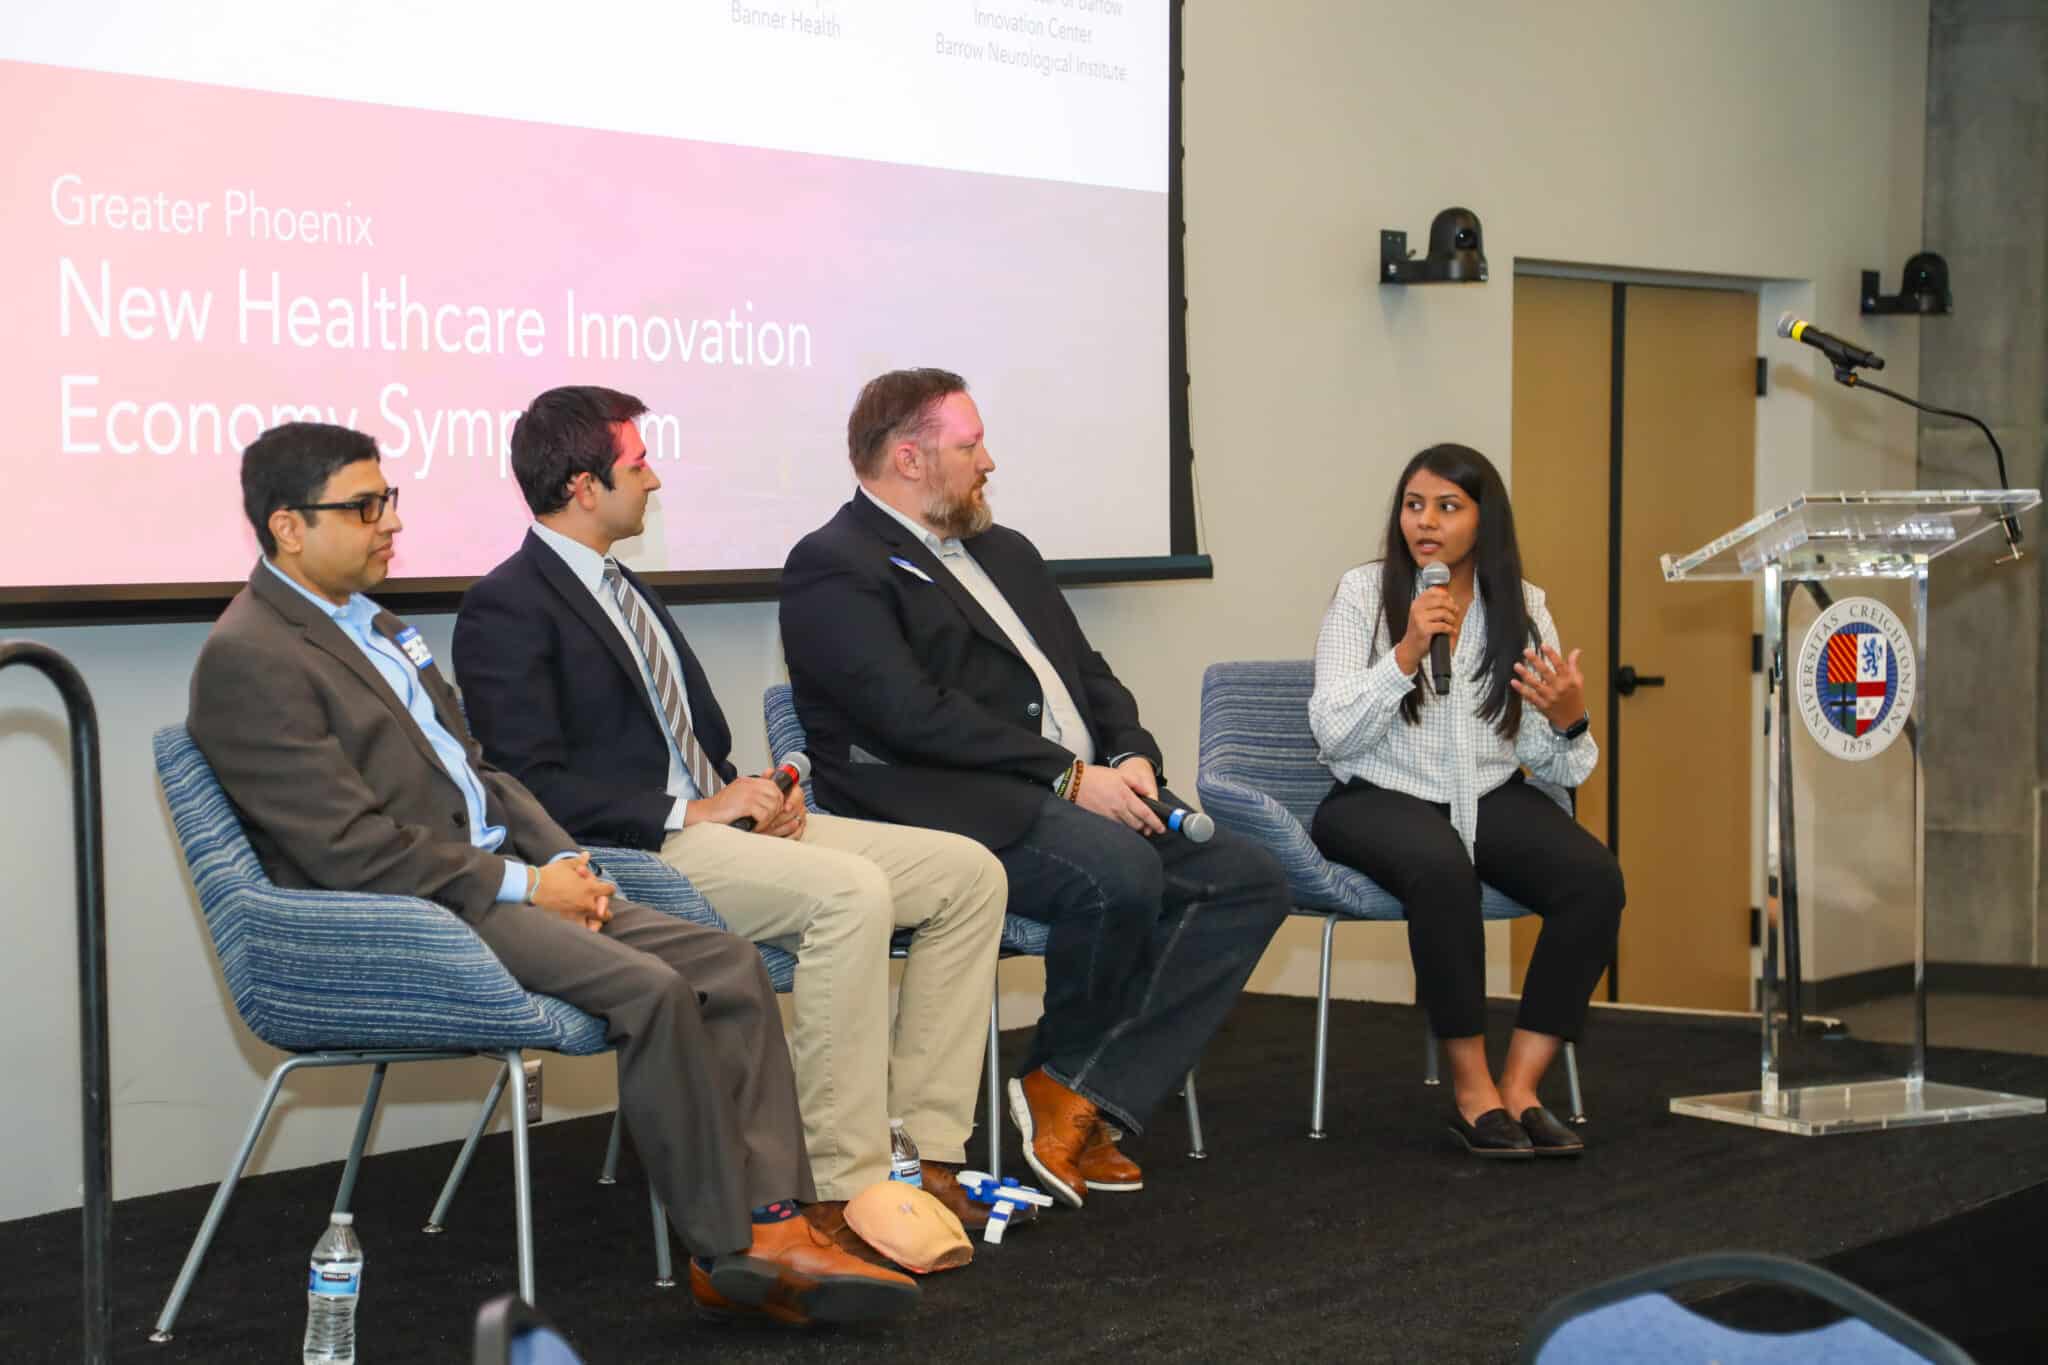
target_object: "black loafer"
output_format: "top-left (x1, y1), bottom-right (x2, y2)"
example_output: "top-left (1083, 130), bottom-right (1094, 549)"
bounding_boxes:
top-left (1519, 1106), bottom-right (1585, 1156)
top-left (1448, 1107), bottom-right (1534, 1158)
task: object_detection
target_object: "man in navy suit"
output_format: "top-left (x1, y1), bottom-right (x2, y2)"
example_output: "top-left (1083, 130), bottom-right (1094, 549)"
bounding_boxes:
top-left (453, 387), bottom-right (1006, 1248)
top-left (779, 369), bottom-right (1289, 1208)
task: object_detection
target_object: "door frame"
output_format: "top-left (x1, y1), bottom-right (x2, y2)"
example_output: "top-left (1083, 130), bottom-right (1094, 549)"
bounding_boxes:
top-left (1512, 260), bottom-right (1773, 1004)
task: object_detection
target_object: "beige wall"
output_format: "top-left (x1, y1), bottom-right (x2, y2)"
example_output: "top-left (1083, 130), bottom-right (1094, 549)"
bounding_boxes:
top-left (0, 0), bottom-right (1931, 1220)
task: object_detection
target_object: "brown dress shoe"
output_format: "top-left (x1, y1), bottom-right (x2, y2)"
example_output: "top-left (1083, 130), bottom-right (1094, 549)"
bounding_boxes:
top-left (1079, 1120), bottom-right (1144, 1192)
top-left (1006, 1068), bottom-right (1095, 1208)
top-left (802, 1199), bottom-right (902, 1269)
top-left (688, 1260), bottom-right (770, 1324)
top-left (706, 1213), bottom-right (921, 1327)
top-left (918, 1161), bottom-right (994, 1231)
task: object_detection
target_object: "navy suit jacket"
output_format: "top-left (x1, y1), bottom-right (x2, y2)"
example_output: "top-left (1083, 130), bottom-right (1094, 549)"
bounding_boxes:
top-left (778, 493), bottom-right (1163, 850)
top-left (453, 530), bottom-right (739, 851)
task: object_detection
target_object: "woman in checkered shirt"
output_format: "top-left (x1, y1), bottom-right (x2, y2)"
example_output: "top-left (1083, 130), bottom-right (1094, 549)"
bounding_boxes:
top-left (1308, 443), bottom-right (1624, 1158)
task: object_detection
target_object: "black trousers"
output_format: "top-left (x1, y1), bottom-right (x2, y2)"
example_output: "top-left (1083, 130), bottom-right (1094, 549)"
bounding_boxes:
top-left (1310, 775), bottom-right (1624, 1042)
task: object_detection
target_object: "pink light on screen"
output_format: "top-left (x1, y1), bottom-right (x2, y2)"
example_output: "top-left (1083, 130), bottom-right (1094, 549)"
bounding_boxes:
top-left (2, 58), bottom-right (1167, 592)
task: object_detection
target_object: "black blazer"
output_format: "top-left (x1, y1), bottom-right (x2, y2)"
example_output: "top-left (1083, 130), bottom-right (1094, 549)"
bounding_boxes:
top-left (778, 493), bottom-right (1162, 849)
top-left (453, 530), bottom-right (739, 851)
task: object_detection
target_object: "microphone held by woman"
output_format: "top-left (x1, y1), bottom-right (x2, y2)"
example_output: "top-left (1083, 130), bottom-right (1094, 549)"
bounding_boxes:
top-left (1418, 560), bottom-right (1453, 694)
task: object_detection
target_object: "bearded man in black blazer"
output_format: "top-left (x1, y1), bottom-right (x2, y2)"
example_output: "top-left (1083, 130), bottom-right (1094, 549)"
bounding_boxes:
top-left (780, 369), bottom-right (1289, 1208)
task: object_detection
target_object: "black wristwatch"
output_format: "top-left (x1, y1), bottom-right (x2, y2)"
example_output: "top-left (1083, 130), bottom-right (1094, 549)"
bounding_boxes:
top-left (1551, 713), bottom-right (1590, 741)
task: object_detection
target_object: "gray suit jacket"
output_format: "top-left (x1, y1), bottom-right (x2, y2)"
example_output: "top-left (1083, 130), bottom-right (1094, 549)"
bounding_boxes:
top-left (189, 562), bottom-right (575, 920)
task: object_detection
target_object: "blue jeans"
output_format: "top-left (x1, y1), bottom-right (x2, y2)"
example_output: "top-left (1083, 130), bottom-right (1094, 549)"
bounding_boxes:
top-left (996, 790), bottom-right (1288, 1134)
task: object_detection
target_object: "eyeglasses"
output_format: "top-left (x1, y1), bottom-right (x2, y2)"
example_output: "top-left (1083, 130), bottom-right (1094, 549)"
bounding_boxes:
top-left (286, 488), bottom-right (400, 523)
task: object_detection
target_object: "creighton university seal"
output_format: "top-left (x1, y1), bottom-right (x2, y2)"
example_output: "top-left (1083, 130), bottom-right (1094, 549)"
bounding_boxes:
top-left (1795, 598), bottom-right (1916, 761)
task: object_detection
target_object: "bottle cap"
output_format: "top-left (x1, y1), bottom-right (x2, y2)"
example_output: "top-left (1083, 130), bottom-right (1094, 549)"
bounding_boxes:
top-left (330, 1212), bottom-right (355, 1225)
top-left (889, 1117), bottom-right (905, 1130)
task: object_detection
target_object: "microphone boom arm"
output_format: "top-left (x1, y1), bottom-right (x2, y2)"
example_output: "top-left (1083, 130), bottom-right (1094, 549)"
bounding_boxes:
top-left (1833, 368), bottom-right (2023, 560)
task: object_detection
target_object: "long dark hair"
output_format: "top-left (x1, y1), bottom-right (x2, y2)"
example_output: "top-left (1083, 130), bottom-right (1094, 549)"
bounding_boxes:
top-left (1377, 443), bottom-right (1537, 738)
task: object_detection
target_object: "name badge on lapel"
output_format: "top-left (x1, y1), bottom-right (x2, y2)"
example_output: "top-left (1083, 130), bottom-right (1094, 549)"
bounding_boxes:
top-left (393, 626), bottom-right (435, 670)
top-left (889, 555), bottom-right (935, 584)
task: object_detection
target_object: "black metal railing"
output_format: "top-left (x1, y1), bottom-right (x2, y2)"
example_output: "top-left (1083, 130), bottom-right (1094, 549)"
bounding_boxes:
top-left (0, 642), bottom-right (109, 1362)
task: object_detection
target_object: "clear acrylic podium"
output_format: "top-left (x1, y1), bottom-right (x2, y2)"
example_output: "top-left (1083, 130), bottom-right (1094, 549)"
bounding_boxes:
top-left (1662, 490), bottom-right (2046, 1134)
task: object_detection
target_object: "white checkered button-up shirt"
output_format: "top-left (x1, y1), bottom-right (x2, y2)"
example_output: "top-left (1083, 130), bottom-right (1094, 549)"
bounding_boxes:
top-left (1308, 562), bottom-right (1598, 858)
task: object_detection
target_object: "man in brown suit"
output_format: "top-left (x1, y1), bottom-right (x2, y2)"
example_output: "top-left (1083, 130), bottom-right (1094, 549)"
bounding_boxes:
top-left (188, 421), bottom-right (916, 1328)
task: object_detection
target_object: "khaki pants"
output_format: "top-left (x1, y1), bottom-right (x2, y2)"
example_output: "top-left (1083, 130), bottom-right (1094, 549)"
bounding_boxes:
top-left (660, 812), bottom-right (1005, 1200)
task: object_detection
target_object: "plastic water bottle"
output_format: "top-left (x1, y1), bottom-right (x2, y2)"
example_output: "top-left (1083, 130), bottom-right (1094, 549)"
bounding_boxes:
top-left (303, 1212), bottom-right (363, 1364)
top-left (888, 1118), bottom-right (922, 1187)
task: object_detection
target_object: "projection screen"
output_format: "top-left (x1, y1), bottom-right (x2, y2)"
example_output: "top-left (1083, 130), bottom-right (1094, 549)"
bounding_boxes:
top-left (0, 0), bottom-right (1196, 617)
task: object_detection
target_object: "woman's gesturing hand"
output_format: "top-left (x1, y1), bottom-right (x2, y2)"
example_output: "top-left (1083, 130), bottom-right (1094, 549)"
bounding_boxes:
top-left (1394, 586), bottom-right (1460, 677)
top-left (1511, 644), bottom-right (1587, 730)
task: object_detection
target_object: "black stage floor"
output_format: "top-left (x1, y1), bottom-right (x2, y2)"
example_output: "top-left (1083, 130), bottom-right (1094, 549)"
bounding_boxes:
top-left (6, 993), bottom-right (2046, 1362)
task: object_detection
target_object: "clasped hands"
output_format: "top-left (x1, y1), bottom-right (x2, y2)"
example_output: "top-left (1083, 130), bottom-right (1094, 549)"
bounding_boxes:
top-left (531, 852), bottom-right (616, 933)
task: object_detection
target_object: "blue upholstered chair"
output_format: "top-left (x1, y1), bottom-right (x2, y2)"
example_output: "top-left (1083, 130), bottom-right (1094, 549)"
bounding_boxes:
top-left (763, 684), bottom-right (1207, 1170)
top-left (151, 725), bottom-right (673, 1340)
top-left (1522, 1253), bottom-right (1975, 1364)
top-left (1193, 661), bottom-right (1585, 1138)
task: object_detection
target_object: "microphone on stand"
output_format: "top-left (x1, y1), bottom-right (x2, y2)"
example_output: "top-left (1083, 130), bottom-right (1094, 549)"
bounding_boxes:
top-left (1418, 560), bottom-right (1453, 696)
top-left (1776, 312), bottom-right (1885, 373)
top-left (1138, 795), bottom-right (1214, 842)
top-left (732, 752), bottom-right (811, 831)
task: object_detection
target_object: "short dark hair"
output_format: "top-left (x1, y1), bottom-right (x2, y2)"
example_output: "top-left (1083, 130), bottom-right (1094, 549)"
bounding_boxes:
top-left (846, 368), bottom-right (967, 478)
top-left (509, 386), bottom-right (650, 517)
top-left (241, 422), bottom-right (380, 557)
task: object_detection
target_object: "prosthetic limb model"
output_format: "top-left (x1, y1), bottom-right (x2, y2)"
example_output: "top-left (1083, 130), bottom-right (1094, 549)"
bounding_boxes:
top-left (955, 1170), bottom-right (1056, 1244)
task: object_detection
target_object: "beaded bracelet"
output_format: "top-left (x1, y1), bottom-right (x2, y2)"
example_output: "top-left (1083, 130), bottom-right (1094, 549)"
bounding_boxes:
top-left (1065, 759), bottom-right (1086, 802)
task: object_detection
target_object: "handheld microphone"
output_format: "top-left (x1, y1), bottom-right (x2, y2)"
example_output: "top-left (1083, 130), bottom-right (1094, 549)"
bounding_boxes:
top-left (1776, 312), bottom-right (1885, 373)
top-left (732, 752), bottom-right (811, 831)
top-left (1418, 561), bottom-right (1453, 696)
top-left (1139, 795), bottom-right (1214, 842)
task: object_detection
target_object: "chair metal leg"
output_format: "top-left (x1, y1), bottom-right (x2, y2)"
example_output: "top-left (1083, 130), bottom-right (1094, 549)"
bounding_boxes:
top-left (1423, 1022), bottom-right (1441, 1087)
top-left (424, 1060), bottom-right (510, 1233)
top-left (1183, 1069), bottom-right (1206, 1159)
top-left (1564, 1041), bottom-right (1587, 1125)
top-left (648, 1184), bottom-right (674, 1287)
top-left (986, 992), bottom-right (1003, 1183)
top-left (1310, 915), bottom-right (1335, 1139)
top-left (505, 1050), bottom-right (538, 1304)
top-left (332, 1063), bottom-right (388, 1214)
top-left (599, 1110), bottom-right (624, 1185)
top-left (151, 1055), bottom-right (306, 1341)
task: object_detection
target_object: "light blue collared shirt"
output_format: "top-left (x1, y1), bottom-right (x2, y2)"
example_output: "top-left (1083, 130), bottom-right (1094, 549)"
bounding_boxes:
top-left (263, 559), bottom-right (538, 902)
top-left (529, 523), bottom-right (699, 830)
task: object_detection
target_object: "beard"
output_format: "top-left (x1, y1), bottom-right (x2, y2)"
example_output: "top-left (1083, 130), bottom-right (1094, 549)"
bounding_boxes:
top-left (922, 481), bottom-right (993, 539)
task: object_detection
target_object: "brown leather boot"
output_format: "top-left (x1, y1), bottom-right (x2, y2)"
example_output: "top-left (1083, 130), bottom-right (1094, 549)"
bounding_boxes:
top-left (706, 1213), bottom-right (921, 1326)
top-left (1079, 1120), bottom-right (1144, 1192)
top-left (1006, 1068), bottom-right (1095, 1208)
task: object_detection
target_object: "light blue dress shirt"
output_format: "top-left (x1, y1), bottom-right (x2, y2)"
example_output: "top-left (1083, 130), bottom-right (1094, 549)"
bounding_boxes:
top-left (263, 560), bottom-right (536, 902)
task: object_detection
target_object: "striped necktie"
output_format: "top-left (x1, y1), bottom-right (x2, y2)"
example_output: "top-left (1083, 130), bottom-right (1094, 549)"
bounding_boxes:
top-left (601, 560), bottom-right (725, 797)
